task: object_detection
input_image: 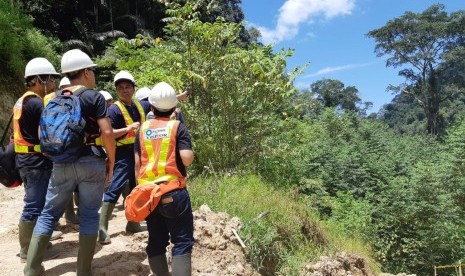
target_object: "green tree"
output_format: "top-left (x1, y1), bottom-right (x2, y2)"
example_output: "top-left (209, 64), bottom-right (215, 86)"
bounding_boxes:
top-left (310, 78), bottom-right (371, 114)
top-left (99, 2), bottom-right (298, 172)
top-left (368, 4), bottom-right (465, 135)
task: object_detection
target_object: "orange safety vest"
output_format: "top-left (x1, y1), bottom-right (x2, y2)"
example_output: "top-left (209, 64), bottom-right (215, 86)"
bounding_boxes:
top-left (44, 86), bottom-right (104, 146)
top-left (13, 91), bottom-right (41, 154)
top-left (137, 118), bottom-right (184, 185)
top-left (114, 100), bottom-right (145, 146)
top-left (126, 117), bottom-right (185, 222)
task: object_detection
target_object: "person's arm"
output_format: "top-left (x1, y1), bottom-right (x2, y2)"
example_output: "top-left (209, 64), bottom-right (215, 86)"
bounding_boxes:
top-left (177, 123), bottom-right (194, 167)
top-left (98, 117), bottom-right (115, 182)
top-left (180, 149), bottom-right (194, 167)
top-left (112, 122), bottom-right (140, 139)
top-left (177, 91), bottom-right (189, 102)
top-left (134, 151), bottom-right (141, 185)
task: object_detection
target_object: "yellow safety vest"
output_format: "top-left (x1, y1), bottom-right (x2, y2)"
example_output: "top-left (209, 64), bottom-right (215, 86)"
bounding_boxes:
top-left (114, 100), bottom-right (145, 146)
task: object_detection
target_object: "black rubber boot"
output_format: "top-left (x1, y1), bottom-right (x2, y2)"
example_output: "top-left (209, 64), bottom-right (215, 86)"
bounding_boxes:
top-left (148, 254), bottom-right (169, 276)
top-left (172, 253), bottom-right (191, 276)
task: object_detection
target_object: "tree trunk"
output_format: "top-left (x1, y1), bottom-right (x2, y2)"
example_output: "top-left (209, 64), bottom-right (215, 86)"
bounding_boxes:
top-left (425, 72), bottom-right (440, 135)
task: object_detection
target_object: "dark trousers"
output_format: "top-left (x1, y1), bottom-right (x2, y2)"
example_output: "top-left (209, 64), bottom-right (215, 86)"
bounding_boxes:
top-left (146, 188), bottom-right (194, 257)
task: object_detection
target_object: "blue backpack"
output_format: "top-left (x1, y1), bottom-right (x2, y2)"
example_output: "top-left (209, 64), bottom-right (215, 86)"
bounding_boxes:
top-left (40, 88), bottom-right (87, 163)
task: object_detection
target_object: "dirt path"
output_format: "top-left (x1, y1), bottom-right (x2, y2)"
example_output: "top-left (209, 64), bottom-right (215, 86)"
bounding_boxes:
top-left (0, 186), bottom-right (258, 276)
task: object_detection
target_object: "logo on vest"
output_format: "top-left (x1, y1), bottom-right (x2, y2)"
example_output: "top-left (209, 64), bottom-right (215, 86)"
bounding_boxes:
top-left (144, 127), bottom-right (169, 140)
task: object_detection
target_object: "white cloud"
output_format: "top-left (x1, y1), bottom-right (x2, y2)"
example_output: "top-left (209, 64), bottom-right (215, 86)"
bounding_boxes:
top-left (257, 0), bottom-right (356, 44)
top-left (304, 63), bottom-right (371, 78)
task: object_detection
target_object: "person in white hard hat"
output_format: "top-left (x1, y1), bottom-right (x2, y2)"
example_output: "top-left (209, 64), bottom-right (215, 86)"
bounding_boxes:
top-left (25, 49), bottom-right (116, 276)
top-left (98, 70), bottom-right (151, 245)
top-left (99, 90), bottom-right (114, 107)
top-left (13, 57), bottom-right (62, 265)
top-left (134, 81), bottom-right (194, 276)
top-left (135, 86), bottom-right (188, 122)
top-left (59, 77), bottom-right (71, 89)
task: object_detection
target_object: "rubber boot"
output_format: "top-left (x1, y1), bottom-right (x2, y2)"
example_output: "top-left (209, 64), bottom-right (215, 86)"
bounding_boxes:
top-left (18, 220), bottom-right (35, 262)
top-left (148, 254), bottom-right (169, 276)
top-left (24, 234), bottom-right (52, 276)
top-left (50, 230), bottom-right (63, 241)
top-left (125, 221), bottom-right (143, 233)
top-left (76, 234), bottom-right (97, 276)
top-left (98, 202), bottom-right (115, 244)
top-left (64, 196), bottom-right (80, 224)
top-left (19, 221), bottom-right (58, 263)
top-left (172, 254), bottom-right (192, 276)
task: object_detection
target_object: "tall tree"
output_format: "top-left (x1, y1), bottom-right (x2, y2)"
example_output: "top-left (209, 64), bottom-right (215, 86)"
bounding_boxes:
top-left (368, 4), bottom-right (465, 135)
top-left (310, 79), bottom-right (369, 113)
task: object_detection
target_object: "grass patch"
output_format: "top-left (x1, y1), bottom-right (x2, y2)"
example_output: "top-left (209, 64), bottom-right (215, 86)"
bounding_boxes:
top-left (189, 174), bottom-right (379, 275)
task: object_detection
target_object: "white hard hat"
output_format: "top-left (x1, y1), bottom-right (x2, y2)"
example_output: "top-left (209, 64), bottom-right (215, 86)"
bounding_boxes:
top-left (61, 49), bottom-right (97, 73)
top-left (135, 87), bottom-right (151, 101)
top-left (59, 77), bottom-right (71, 88)
top-left (24, 57), bottom-right (60, 78)
top-left (114, 70), bottom-right (136, 86)
top-left (149, 82), bottom-right (178, 111)
top-left (99, 90), bottom-right (113, 101)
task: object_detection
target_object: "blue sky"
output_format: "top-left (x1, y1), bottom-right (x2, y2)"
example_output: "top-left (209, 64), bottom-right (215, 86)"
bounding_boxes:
top-left (241, 0), bottom-right (464, 113)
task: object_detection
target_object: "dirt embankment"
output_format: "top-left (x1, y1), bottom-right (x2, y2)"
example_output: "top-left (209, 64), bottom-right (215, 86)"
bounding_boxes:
top-left (0, 186), bottom-right (415, 276)
top-left (0, 187), bottom-right (257, 276)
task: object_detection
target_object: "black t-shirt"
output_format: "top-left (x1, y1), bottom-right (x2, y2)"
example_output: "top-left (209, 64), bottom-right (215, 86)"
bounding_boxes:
top-left (78, 89), bottom-right (109, 157)
top-left (15, 96), bottom-right (52, 169)
top-left (134, 119), bottom-right (192, 177)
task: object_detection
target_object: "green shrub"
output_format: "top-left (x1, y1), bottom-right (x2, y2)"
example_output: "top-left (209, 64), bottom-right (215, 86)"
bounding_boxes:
top-left (189, 174), bottom-right (377, 275)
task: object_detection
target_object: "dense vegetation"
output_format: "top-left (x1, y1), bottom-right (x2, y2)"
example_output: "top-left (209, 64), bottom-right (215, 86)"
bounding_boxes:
top-left (1, 0), bottom-right (465, 275)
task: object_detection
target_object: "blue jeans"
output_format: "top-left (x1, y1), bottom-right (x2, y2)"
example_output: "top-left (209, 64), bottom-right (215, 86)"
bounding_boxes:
top-left (146, 188), bottom-right (194, 257)
top-left (33, 155), bottom-right (106, 235)
top-left (19, 168), bottom-right (52, 222)
top-left (103, 150), bottom-right (135, 203)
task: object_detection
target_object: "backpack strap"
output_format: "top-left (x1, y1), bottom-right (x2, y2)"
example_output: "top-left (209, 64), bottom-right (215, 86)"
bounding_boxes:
top-left (57, 86), bottom-right (89, 98)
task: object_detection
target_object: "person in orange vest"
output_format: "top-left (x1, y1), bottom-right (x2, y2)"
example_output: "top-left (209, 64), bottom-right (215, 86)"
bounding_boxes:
top-left (24, 49), bottom-right (116, 276)
top-left (135, 86), bottom-right (189, 122)
top-left (134, 82), bottom-right (194, 276)
top-left (98, 70), bottom-right (151, 244)
top-left (14, 58), bottom-right (63, 264)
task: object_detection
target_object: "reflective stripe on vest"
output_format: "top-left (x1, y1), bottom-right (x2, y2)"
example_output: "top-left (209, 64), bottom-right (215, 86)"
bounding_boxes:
top-left (138, 118), bottom-right (182, 185)
top-left (13, 91), bottom-right (41, 153)
top-left (114, 100), bottom-right (146, 146)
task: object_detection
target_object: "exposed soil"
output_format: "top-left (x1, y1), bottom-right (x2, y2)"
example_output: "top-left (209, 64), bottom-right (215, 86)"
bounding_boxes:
top-left (0, 186), bottom-right (258, 276)
top-left (0, 186), bottom-right (415, 276)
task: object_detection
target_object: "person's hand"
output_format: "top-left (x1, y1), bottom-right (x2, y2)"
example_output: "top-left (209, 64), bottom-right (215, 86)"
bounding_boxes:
top-left (128, 122), bottom-right (140, 132)
top-left (105, 158), bottom-right (114, 183)
top-left (170, 108), bottom-right (180, 120)
top-left (177, 91), bottom-right (189, 102)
